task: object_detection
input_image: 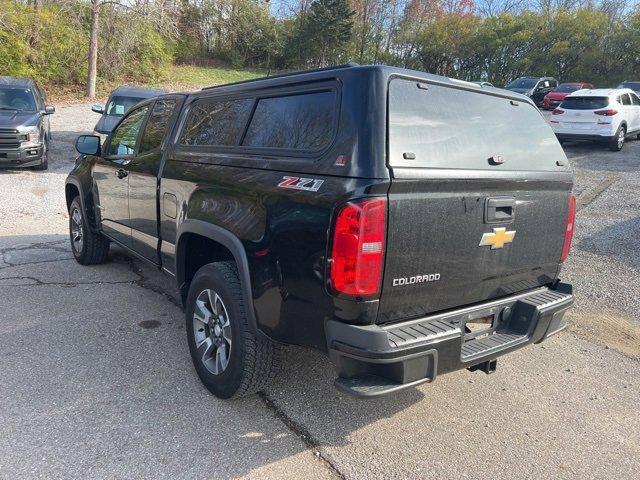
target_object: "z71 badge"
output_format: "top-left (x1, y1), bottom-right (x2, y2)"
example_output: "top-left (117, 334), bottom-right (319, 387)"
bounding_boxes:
top-left (278, 176), bottom-right (324, 192)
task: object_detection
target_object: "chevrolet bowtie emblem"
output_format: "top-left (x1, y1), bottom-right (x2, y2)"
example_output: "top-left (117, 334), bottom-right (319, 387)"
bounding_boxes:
top-left (479, 227), bottom-right (516, 249)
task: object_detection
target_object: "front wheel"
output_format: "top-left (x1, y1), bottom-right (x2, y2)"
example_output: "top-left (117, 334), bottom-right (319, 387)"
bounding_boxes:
top-left (185, 262), bottom-right (279, 399)
top-left (609, 126), bottom-right (626, 151)
top-left (32, 141), bottom-right (49, 171)
top-left (69, 196), bottom-right (110, 265)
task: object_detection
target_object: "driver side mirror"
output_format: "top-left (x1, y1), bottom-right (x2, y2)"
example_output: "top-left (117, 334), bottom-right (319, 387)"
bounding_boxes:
top-left (91, 104), bottom-right (104, 114)
top-left (44, 105), bottom-right (55, 115)
top-left (75, 135), bottom-right (101, 156)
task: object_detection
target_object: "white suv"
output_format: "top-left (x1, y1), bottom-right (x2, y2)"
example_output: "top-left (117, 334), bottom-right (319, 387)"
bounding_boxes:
top-left (550, 88), bottom-right (640, 151)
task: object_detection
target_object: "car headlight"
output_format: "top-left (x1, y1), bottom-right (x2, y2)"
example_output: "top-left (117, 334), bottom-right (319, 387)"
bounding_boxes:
top-left (18, 126), bottom-right (40, 144)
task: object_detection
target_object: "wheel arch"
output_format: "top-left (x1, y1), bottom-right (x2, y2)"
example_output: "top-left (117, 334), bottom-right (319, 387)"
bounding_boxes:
top-left (65, 177), bottom-right (98, 231)
top-left (176, 220), bottom-right (261, 335)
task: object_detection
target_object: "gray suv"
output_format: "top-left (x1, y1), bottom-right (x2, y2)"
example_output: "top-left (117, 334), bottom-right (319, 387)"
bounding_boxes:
top-left (0, 77), bottom-right (55, 170)
top-left (505, 76), bottom-right (558, 107)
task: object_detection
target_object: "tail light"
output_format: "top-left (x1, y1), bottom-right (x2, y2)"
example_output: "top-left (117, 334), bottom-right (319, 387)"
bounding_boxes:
top-left (552, 108), bottom-right (564, 115)
top-left (594, 109), bottom-right (617, 116)
top-left (330, 198), bottom-right (386, 297)
top-left (560, 194), bottom-right (576, 262)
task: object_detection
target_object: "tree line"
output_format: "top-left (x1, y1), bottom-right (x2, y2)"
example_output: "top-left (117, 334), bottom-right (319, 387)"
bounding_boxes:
top-left (1, 0), bottom-right (639, 97)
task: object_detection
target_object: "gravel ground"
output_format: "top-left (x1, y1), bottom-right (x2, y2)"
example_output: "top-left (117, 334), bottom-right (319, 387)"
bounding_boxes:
top-left (562, 141), bottom-right (640, 319)
top-left (0, 105), bottom-right (638, 479)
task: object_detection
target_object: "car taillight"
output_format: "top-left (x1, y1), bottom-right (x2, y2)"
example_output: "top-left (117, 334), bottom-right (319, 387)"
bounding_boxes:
top-left (330, 198), bottom-right (386, 297)
top-left (552, 108), bottom-right (564, 115)
top-left (560, 194), bottom-right (576, 262)
top-left (594, 109), bottom-right (617, 116)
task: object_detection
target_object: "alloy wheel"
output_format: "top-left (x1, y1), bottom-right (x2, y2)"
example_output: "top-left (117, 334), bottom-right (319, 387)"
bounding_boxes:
top-left (193, 289), bottom-right (232, 375)
top-left (70, 207), bottom-right (84, 253)
top-left (617, 129), bottom-right (625, 149)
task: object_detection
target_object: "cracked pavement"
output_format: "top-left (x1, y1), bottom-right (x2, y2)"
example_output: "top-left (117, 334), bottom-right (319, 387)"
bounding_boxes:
top-left (0, 104), bottom-right (638, 479)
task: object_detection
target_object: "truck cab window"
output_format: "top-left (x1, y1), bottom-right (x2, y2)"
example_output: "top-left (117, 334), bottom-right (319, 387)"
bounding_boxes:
top-left (140, 100), bottom-right (177, 153)
top-left (179, 98), bottom-right (254, 146)
top-left (242, 91), bottom-right (336, 151)
top-left (108, 106), bottom-right (149, 156)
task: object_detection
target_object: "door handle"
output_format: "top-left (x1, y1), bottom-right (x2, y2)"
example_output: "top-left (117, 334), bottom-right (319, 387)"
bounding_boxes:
top-left (115, 168), bottom-right (128, 179)
top-left (485, 197), bottom-right (515, 223)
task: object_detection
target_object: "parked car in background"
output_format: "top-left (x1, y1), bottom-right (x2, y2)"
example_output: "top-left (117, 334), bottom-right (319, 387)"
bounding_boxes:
top-left (550, 88), bottom-right (640, 151)
top-left (616, 81), bottom-right (640, 94)
top-left (542, 82), bottom-right (593, 110)
top-left (0, 76), bottom-right (55, 170)
top-left (92, 86), bottom-right (164, 139)
top-left (505, 76), bottom-right (558, 107)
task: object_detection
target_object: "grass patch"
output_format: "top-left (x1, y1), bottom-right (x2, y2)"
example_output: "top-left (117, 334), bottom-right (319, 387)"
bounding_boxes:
top-left (157, 64), bottom-right (265, 91)
top-left (47, 63), bottom-right (267, 103)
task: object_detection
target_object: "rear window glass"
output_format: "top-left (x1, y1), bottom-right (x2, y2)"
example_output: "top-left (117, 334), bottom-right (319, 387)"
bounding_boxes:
top-left (388, 79), bottom-right (564, 171)
top-left (242, 91), bottom-right (335, 151)
top-left (180, 98), bottom-right (253, 146)
top-left (560, 97), bottom-right (609, 110)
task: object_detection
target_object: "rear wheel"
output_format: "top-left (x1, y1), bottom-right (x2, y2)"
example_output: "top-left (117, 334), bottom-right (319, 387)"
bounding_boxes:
top-left (609, 126), bottom-right (626, 151)
top-left (69, 196), bottom-right (110, 265)
top-left (185, 262), bottom-right (279, 399)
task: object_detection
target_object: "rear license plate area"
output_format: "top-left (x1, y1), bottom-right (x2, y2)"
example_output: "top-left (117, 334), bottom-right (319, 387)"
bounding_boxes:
top-left (463, 314), bottom-right (496, 341)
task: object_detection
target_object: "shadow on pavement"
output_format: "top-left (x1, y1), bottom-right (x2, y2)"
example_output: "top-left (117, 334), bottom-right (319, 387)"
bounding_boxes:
top-left (0, 233), bottom-right (421, 478)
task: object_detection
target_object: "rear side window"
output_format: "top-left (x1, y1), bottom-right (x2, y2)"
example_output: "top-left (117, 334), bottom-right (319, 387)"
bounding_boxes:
top-left (180, 98), bottom-right (253, 146)
top-left (560, 97), bottom-right (609, 110)
top-left (631, 93), bottom-right (640, 106)
top-left (619, 94), bottom-right (631, 106)
top-left (388, 79), bottom-right (564, 171)
top-left (242, 91), bottom-right (335, 151)
top-left (140, 99), bottom-right (177, 153)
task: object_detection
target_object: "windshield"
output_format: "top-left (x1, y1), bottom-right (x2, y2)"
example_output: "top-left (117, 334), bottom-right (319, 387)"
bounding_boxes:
top-left (506, 78), bottom-right (537, 89)
top-left (556, 84), bottom-right (583, 93)
top-left (0, 87), bottom-right (37, 112)
top-left (618, 82), bottom-right (640, 92)
top-left (560, 97), bottom-right (609, 110)
top-left (105, 96), bottom-right (145, 116)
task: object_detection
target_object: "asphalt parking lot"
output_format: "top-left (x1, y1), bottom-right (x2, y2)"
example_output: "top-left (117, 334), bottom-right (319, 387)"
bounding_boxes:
top-left (0, 105), bottom-right (639, 479)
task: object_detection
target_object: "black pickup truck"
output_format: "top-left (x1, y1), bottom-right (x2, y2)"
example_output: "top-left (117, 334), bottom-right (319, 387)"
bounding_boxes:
top-left (66, 64), bottom-right (575, 399)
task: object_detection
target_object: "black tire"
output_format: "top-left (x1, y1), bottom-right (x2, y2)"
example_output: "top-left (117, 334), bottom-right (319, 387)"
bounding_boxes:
top-left (32, 141), bottom-right (49, 171)
top-left (68, 196), bottom-right (110, 265)
top-left (609, 125), bottom-right (626, 151)
top-left (185, 262), bottom-right (279, 399)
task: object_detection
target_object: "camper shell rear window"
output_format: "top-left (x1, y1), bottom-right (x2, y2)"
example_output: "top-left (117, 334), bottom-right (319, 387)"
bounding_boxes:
top-left (387, 78), bottom-right (565, 171)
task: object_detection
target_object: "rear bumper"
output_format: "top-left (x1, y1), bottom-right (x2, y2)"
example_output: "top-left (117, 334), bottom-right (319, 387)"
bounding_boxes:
top-left (326, 283), bottom-right (574, 398)
top-left (0, 145), bottom-right (44, 168)
top-left (555, 132), bottom-right (615, 143)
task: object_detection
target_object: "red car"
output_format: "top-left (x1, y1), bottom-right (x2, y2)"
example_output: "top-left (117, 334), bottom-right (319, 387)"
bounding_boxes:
top-left (542, 82), bottom-right (593, 110)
